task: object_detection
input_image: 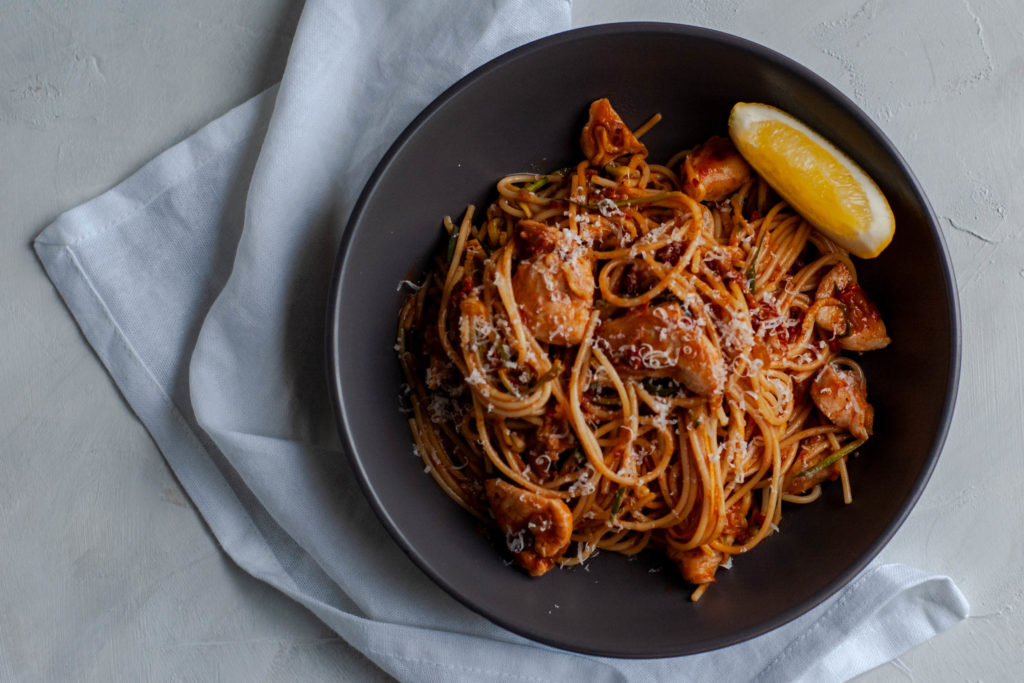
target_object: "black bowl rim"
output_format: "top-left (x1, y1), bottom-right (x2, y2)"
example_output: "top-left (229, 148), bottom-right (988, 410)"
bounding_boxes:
top-left (326, 21), bottom-right (961, 658)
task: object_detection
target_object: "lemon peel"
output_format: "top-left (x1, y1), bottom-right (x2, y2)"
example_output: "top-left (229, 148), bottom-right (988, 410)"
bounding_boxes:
top-left (728, 102), bottom-right (894, 258)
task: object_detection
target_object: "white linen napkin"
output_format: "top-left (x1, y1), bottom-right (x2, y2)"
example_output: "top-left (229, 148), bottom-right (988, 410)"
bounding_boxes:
top-left (34, 1), bottom-right (968, 680)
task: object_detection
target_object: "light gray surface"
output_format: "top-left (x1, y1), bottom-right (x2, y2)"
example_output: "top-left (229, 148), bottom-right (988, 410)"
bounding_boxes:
top-left (2, 1), bottom-right (1018, 681)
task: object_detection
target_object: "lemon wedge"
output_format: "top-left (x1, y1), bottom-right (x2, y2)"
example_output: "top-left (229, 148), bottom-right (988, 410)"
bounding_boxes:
top-left (728, 102), bottom-right (894, 258)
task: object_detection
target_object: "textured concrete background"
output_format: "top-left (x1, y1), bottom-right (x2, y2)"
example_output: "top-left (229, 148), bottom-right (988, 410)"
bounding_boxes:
top-left (3, 0), bottom-right (1020, 680)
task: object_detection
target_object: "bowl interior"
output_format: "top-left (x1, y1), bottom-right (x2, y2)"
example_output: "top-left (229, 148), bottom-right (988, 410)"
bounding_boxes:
top-left (328, 23), bottom-right (958, 657)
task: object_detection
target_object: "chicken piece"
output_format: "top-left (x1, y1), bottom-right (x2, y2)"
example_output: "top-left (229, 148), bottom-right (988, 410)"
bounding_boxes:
top-left (785, 435), bottom-right (840, 494)
top-left (512, 222), bottom-right (594, 346)
top-left (484, 479), bottom-right (574, 577)
top-left (580, 218), bottom-right (624, 252)
top-left (517, 219), bottom-right (560, 258)
top-left (595, 303), bottom-right (725, 397)
top-left (682, 136), bottom-right (752, 203)
top-left (811, 363), bottom-right (874, 440)
top-left (580, 98), bottom-right (647, 167)
top-left (669, 545), bottom-right (723, 585)
top-left (722, 500), bottom-right (749, 540)
top-left (814, 264), bottom-right (891, 351)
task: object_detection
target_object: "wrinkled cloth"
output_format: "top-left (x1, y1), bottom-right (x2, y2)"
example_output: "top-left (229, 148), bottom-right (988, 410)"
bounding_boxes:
top-left (34, 1), bottom-right (968, 681)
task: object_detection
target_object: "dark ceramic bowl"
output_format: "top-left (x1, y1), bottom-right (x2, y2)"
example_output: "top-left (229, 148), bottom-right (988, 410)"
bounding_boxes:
top-left (327, 23), bottom-right (959, 657)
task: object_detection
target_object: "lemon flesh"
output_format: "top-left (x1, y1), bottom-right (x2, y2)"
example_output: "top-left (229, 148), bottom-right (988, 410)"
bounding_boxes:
top-left (728, 102), bottom-right (894, 258)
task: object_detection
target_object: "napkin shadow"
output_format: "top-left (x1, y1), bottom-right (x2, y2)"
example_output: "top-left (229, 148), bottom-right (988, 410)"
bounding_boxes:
top-left (275, 196), bottom-right (350, 461)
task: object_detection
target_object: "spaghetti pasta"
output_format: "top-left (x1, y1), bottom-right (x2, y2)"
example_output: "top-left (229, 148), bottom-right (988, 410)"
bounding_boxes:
top-left (396, 99), bottom-right (890, 599)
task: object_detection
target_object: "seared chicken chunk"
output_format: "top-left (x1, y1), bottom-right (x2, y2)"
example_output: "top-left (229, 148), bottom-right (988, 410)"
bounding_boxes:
top-left (669, 545), bottom-right (724, 585)
top-left (682, 136), bottom-right (752, 203)
top-left (484, 479), bottom-right (573, 576)
top-left (595, 303), bottom-right (725, 397)
top-left (722, 500), bottom-right (749, 540)
top-left (516, 219), bottom-right (560, 258)
top-left (512, 221), bottom-right (594, 346)
top-left (814, 264), bottom-right (891, 351)
top-left (580, 98), bottom-right (648, 167)
top-left (811, 362), bottom-right (874, 440)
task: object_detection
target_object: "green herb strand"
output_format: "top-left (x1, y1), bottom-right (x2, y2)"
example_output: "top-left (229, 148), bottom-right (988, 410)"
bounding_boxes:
top-left (795, 439), bottom-right (866, 479)
top-left (530, 360), bottom-right (563, 388)
top-left (610, 488), bottom-right (626, 521)
top-left (525, 168), bottom-right (571, 193)
top-left (525, 177), bottom-right (550, 192)
top-left (642, 377), bottom-right (682, 397)
top-left (445, 229), bottom-right (459, 263)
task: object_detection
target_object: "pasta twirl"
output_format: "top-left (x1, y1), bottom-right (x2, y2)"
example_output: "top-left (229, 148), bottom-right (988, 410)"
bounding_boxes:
top-left (396, 99), bottom-right (890, 599)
